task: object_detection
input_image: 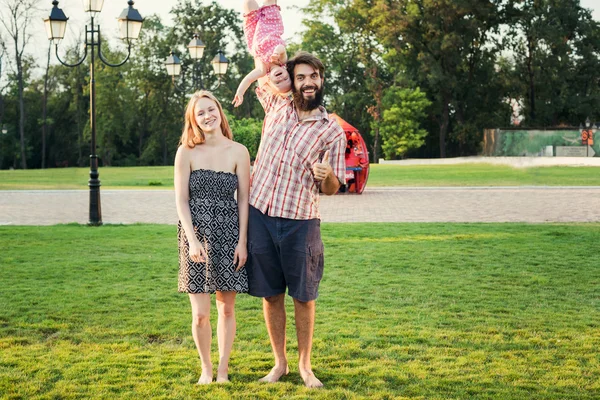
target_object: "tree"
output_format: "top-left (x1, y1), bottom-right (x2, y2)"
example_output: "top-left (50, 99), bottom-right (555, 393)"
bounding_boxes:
top-left (298, 0), bottom-right (383, 162)
top-left (378, 87), bottom-right (431, 159)
top-left (506, 0), bottom-right (600, 126)
top-left (360, 0), bottom-right (508, 157)
top-left (0, 0), bottom-right (38, 169)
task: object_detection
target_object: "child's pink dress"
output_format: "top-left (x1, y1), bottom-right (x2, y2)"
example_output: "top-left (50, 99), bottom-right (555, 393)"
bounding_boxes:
top-left (243, 4), bottom-right (286, 66)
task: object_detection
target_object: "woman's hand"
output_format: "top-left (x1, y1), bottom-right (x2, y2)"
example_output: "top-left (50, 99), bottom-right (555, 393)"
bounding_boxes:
top-left (188, 239), bottom-right (207, 263)
top-left (233, 242), bottom-right (248, 271)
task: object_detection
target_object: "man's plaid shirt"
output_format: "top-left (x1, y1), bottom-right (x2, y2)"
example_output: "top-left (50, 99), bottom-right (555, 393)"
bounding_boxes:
top-left (249, 85), bottom-right (346, 220)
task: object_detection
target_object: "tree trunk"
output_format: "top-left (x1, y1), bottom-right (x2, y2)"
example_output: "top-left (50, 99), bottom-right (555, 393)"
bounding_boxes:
top-left (439, 95), bottom-right (450, 158)
top-left (162, 127), bottom-right (167, 166)
top-left (456, 105), bottom-right (465, 156)
top-left (18, 65), bottom-right (26, 169)
top-left (372, 126), bottom-right (380, 163)
top-left (77, 66), bottom-right (84, 167)
top-left (139, 91), bottom-right (149, 159)
top-left (372, 95), bottom-right (382, 163)
top-left (41, 42), bottom-right (51, 169)
top-left (527, 34), bottom-right (536, 122)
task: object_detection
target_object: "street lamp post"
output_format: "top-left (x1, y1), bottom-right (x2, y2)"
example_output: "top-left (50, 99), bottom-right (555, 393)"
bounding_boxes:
top-left (164, 33), bottom-right (229, 92)
top-left (44, 0), bottom-right (143, 226)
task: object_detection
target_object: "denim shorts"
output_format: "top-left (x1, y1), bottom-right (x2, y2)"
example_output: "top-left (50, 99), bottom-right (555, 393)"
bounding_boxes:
top-left (246, 206), bottom-right (324, 302)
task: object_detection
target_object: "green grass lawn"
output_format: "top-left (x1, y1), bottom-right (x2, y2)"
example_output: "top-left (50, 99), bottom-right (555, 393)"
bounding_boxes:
top-left (1, 223), bottom-right (599, 399)
top-left (1, 164), bottom-right (600, 190)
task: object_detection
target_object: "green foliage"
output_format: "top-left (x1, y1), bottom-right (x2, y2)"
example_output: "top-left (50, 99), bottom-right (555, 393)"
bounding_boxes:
top-left (378, 87), bottom-right (431, 159)
top-left (226, 113), bottom-right (262, 160)
top-left (1, 223), bottom-right (600, 398)
top-left (506, 0), bottom-right (600, 127)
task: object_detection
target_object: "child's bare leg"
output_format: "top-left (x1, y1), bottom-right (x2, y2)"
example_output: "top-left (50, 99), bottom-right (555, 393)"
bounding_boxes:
top-left (263, 0), bottom-right (277, 6)
top-left (244, 0), bottom-right (259, 14)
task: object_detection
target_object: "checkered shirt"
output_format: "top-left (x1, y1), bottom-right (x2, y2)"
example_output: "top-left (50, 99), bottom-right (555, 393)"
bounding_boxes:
top-left (249, 84), bottom-right (347, 220)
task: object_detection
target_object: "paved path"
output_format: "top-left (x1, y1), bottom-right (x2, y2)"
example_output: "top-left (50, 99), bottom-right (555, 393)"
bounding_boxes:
top-left (1, 187), bottom-right (600, 225)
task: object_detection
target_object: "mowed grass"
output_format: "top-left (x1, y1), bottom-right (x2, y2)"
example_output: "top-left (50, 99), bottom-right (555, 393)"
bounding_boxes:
top-left (2, 164), bottom-right (600, 189)
top-left (367, 164), bottom-right (600, 187)
top-left (1, 223), bottom-right (599, 399)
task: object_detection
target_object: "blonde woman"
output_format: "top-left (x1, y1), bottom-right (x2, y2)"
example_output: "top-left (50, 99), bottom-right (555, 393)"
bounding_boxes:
top-left (175, 91), bottom-right (250, 384)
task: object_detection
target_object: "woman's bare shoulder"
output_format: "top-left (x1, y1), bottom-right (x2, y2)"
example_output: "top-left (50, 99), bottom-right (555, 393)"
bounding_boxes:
top-left (175, 144), bottom-right (195, 165)
top-left (231, 141), bottom-right (250, 157)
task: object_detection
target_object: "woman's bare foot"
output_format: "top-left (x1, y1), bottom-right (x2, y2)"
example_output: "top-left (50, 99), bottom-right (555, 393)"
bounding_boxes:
top-left (197, 366), bottom-right (213, 385)
top-left (216, 364), bottom-right (229, 383)
top-left (258, 364), bottom-right (289, 383)
top-left (299, 368), bottom-right (323, 388)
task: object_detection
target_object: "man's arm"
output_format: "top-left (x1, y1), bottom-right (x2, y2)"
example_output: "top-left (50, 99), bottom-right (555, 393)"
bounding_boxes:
top-left (319, 132), bottom-right (347, 195)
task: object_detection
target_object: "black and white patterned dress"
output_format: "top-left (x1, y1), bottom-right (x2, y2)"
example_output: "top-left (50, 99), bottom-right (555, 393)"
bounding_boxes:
top-left (178, 169), bottom-right (248, 293)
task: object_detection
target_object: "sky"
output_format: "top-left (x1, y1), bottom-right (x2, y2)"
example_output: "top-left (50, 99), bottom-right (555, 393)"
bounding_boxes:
top-left (10, 0), bottom-right (600, 72)
top-left (35, 0), bottom-right (310, 67)
top-left (48, 0), bottom-right (600, 42)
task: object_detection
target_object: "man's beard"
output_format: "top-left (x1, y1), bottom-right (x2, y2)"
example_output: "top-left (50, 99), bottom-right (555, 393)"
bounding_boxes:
top-left (292, 84), bottom-right (324, 111)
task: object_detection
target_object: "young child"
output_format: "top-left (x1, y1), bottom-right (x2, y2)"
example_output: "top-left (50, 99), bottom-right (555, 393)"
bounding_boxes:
top-left (232, 0), bottom-right (292, 107)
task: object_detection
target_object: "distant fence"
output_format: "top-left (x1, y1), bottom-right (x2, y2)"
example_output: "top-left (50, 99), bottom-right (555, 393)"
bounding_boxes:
top-left (483, 129), bottom-right (598, 157)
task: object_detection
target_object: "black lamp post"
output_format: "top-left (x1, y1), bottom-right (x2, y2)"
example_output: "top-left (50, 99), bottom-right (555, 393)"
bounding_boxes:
top-left (164, 32), bottom-right (229, 92)
top-left (44, 0), bottom-right (143, 226)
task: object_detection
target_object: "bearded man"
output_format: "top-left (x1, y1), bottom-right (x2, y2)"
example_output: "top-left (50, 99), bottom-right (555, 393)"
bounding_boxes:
top-left (246, 51), bottom-right (346, 388)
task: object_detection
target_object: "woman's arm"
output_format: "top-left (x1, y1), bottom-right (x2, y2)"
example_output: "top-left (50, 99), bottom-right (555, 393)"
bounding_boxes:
top-left (233, 144), bottom-right (251, 270)
top-left (174, 146), bottom-right (206, 262)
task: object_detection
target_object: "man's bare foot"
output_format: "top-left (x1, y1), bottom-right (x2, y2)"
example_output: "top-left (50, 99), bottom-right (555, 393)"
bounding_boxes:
top-left (197, 366), bottom-right (213, 385)
top-left (299, 369), bottom-right (323, 388)
top-left (258, 365), bottom-right (289, 383)
top-left (216, 365), bottom-right (229, 383)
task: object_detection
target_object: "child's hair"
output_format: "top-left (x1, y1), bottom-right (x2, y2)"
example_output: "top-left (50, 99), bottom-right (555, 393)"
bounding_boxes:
top-left (180, 90), bottom-right (233, 148)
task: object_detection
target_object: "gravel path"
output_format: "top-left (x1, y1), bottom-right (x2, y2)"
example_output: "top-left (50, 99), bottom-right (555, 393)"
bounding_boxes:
top-left (1, 187), bottom-right (599, 225)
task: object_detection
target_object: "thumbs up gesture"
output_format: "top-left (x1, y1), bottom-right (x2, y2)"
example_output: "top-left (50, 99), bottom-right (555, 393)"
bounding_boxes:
top-left (312, 150), bottom-right (333, 182)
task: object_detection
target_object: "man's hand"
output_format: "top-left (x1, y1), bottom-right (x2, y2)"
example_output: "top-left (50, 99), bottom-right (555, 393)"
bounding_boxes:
top-left (312, 150), bottom-right (332, 182)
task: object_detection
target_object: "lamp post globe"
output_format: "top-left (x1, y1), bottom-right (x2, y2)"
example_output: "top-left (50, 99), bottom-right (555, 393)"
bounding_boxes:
top-left (44, 0), bottom-right (68, 42)
top-left (187, 33), bottom-right (205, 60)
top-left (117, 0), bottom-right (144, 41)
top-left (82, 0), bottom-right (104, 14)
top-left (165, 51), bottom-right (182, 77)
top-left (211, 49), bottom-right (229, 77)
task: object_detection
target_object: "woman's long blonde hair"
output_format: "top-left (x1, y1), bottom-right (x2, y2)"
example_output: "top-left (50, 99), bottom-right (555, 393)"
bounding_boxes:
top-left (179, 90), bottom-right (233, 148)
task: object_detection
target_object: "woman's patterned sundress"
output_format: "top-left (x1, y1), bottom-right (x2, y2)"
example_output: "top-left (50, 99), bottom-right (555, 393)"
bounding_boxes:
top-left (178, 169), bottom-right (248, 293)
